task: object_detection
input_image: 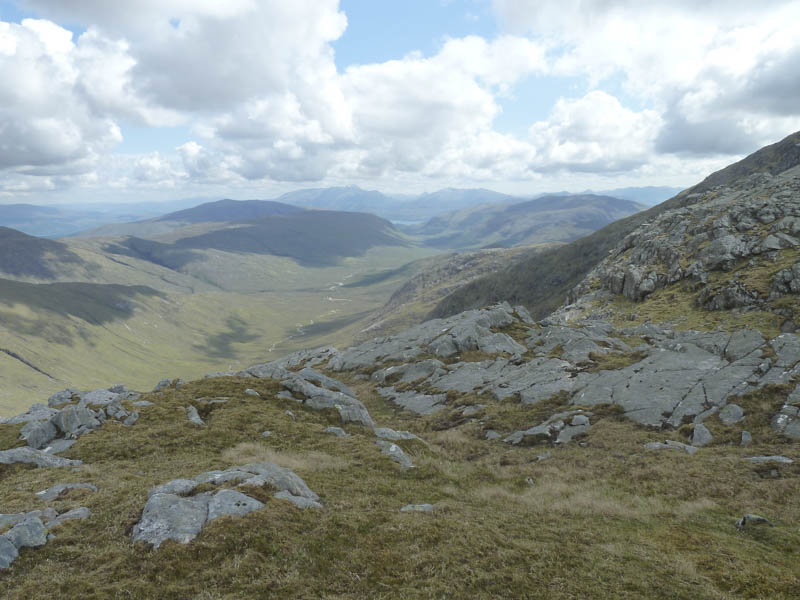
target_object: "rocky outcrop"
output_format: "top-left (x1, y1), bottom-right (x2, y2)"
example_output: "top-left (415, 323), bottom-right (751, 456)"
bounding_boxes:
top-left (132, 463), bottom-right (321, 549)
top-left (564, 164), bottom-right (800, 321)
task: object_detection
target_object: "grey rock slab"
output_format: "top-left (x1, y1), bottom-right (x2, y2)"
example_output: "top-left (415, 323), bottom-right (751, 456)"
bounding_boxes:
top-left (296, 368), bottom-right (355, 397)
top-left (692, 424), bottom-right (714, 447)
top-left (376, 440), bottom-right (414, 470)
top-left (42, 439), bottom-right (76, 455)
top-left (237, 463), bottom-right (319, 501)
top-left (132, 492), bottom-right (211, 548)
top-left (36, 482), bottom-right (97, 502)
top-left (20, 420), bottom-right (58, 450)
top-left (2, 404), bottom-right (59, 425)
top-left (0, 536), bottom-right (19, 569)
top-left (323, 426), bottom-right (349, 438)
top-left (51, 407), bottom-right (102, 436)
top-left (132, 400), bottom-right (154, 407)
top-left (186, 406), bottom-right (205, 426)
top-left (243, 389), bottom-right (260, 397)
top-left (79, 389), bottom-right (119, 408)
top-left (148, 479), bottom-right (197, 498)
top-left (725, 330), bottom-right (765, 362)
top-left (207, 489), bottom-right (264, 522)
top-left (741, 431), bottom-right (753, 446)
top-left (485, 430), bottom-right (501, 440)
top-left (373, 427), bottom-right (420, 441)
top-left (555, 423), bottom-right (589, 444)
top-left (377, 387), bottom-right (447, 415)
top-left (281, 377), bottom-right (375, 427)
top-left (371, 360), bottom-right (446, 385)
top-left (0, 447), bottom-right (81, 468)
top-left (400, 504), bottom-right (435, 512)
top-left (122, 410), bottom-right (139, 426)
top-left (46, 507), bottom-right (91, 528)
top-left (273, 490), bottom-right (323, 509)
top-left (48, 389), bottom-right (78, 408)
top-left (5, 517), bottom-right (47, 549)
top-left (719, 403), bottom-right (745, 424)
top-left (746, 455), bottom-right (793, 464)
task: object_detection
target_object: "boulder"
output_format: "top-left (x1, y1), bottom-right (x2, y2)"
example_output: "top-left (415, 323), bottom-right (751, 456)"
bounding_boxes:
top-left (46, 507), bottom-right (91, 528)
top-left (0, 537), bottom-right (19, 570)
top-left (186, 406), bottom-right (205, 426)
top-left (323, 426), bottom-right (349, 438)
top-left (376, 440), bottom-right (414, 470)
top-left (691, 424), bottom-right (713, 447)
top-left (718, 404), bottom-right (745, 424)
top-left (132, 492), bottom-right (211, 548)
top-left (207, 490), bottom-right (264, 522)
top-left (5, 517), bottom-right (47, 549)
top-left (20, 420), bottom-right (57, 450)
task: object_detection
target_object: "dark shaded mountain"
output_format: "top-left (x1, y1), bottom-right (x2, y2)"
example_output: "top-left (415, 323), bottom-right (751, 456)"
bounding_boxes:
top-left (430, 130), bottom-right (800, 321)
top-left (155, 199), bottom-right (303, 223)
top-left (106, 210), bottom-right (407, 269)
top-left (0, 227), bottom-right (85, 279)
top-left (405, 194), bottom-right (645, 250)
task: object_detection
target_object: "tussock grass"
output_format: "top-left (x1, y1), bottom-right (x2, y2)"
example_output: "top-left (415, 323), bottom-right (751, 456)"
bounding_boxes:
top-left (0, 375), bottom-right (799, 599)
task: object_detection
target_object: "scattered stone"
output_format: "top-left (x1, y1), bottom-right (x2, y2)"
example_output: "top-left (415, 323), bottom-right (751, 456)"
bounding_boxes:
top-left (186, 406), bottom-right (205, 426)
top-left (741, 431), bottom-right (753, 446)
top-left (505, 410), bottom-right (592, 446)
top-left (243, 389), bottom-right (260, 397)
top-left (46, 507), bottom-right (91, 528)
top-left (0, 448), bottom-right (82, 468)
top-left (376, 440), bottom-right (414, 470)
top-left (51, 407), bottom-right (102, 437)
top-left (132, 463), bottom-right (321, 548)
top-left (284, 410), bottom-right (296, 420)
top-left (377, 387), bottom-right (447, 415)
top-left (2, 404), bottom-right (59, 425)
top-left (273, 490), bottom-right (322, 509)
top-left (20, 420), bottom-right (58, 450)
top-left (0, 537), bottom-right (19, 569)
top-left (132, 400), bottom-right (154, 408)
top-left (400, 504), bottom-right (434, 513)
top-left (261, 430), bottom-right (272, 438)
top-left (122, 410), bottom-right (140, 426)
top-left (323, 426), bottom-right (349, 438)
top-left (47, 389), bottom-right (78, 408)
top-left (536, 451), bottom-right (552, 462)
top-left (719, 404), bottom-right (745, 424)
top-left (644, 441), bottom-right (699, 456)
top-left (485, 430), bottom-right (501, 441)
top-left (35, 483), bottom-right (97, 502)
top-left (735, 513), bottom-right (774, 530)
top-left (461, 404), bottom-right (485, 417)
top-left (692, 424), bottom-right (713, 447)
top-left (746, 455), bottom-right (793, 464)
top-left (152, 379), bottom-right (173, 392)
top-left (373, 427), bottom-right (420, 441)
top-left (79, 389), bottom-right (119, 407)
top-left (42, 439), bottom-right (76, 455)
top-left (5, 518), bottom-right (47, 549)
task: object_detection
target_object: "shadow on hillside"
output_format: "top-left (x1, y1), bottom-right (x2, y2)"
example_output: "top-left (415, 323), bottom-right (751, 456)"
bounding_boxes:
top-left (0, 227), bottom-right (85, 279)
top-left (197, 316), bottom-right (261, 359)
top-left (0, 278), bottom-right (164, 346)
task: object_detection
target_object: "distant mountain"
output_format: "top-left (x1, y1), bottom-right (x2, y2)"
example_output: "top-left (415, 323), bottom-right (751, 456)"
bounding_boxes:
top-left (0, 227), bottom-right (85, 279)
top-left (431, 129), bottom-right (800, 321)
top-left (277, 186), bottom-right (518, 222)
top-left (405, 194), bottom-right (646, 250)
top-left (105, 210), bottom-right (408, 269)
top-left (156, 199), bottom-right (303, 223)
top-left (592, 186), bottom-right (684, 206)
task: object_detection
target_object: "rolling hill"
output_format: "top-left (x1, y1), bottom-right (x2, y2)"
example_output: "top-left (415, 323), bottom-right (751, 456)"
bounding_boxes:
top-left (404, 194), bottom-right (646, 250)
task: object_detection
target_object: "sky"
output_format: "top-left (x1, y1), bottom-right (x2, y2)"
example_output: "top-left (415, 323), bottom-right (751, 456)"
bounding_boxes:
top-left (1, 0), bottom-right (799, 206)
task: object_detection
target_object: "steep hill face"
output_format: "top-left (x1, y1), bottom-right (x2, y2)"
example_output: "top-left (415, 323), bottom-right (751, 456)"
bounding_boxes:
top-left (432, 130), bottom-right (800, 321)
top-left (405, 194), bottom-right (645, 250)
top-left (0, 227), bottom-right (85, 279)
top-left (559, 137), bottom-right (800, 336)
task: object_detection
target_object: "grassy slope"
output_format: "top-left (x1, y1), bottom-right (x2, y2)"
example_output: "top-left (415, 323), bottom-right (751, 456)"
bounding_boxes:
top-left (0, 374), bottom-right (797, 598)
top-left (0, 240), bottom-right (439, 416)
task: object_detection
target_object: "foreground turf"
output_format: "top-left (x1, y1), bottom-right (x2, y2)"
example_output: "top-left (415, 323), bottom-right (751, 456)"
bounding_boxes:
top-left (0, 376), bottom-right (798, 599)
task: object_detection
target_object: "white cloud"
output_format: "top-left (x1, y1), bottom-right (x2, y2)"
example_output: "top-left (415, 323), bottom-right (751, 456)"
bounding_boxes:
top-left (529, 91), bottom-right (662, 172)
